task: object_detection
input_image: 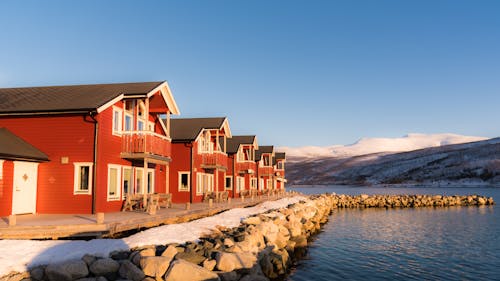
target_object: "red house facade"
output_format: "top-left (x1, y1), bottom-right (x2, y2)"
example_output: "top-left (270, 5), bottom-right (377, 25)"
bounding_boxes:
top-left (274, 152), bottom-right (286, 190)
top-left (0, 81), bottom-right (179, 214)
top-left (226, 136), bottom-right (258, 198)
top-left (168, 117), bottom-right (232, 203)
top-left (255, 146), bottom-right (275, 193)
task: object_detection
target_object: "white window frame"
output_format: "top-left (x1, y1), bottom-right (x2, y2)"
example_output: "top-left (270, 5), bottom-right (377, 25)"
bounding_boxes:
top-left (107, 164), bottom-right (122, 201)
top-left (178, 171), bottom-right (190, 192)
top-left (123, 166), bottom-right (133, 195)
top-left (135, 167), bottom-right (144, 194)
top-left (277, 161), bottom-right (284, 170)
top-left (0, 160), bottom-right (4, 179)
top-left (259, 178), bottom-right (264, 191)
top-left (267, 179), bottom-right (273, 190)
top-left (196, 173), bottom-right (204, 195)
top-left (73, 162), bottom-right (93, 195)
top-left (263, 155), bottom-right (271, 167)
top-left (137, 102), bottom-right (146, 131)
top-left (251, 177), bottom-right (257, 190)
top-left (225, 176), bottom-right (233, 190)
top-left (196, 172), bottom-right (214, 195)
top-left (112, 106), bottom-right (123, 136)
top-left (147, 168), bottom-right (155, 194)
top-left (236, 176), bottom-right (245, 193)
top-left (124, 112), bottom-right (133, 131)
top-left (198, 130), bottom-right (213, 153)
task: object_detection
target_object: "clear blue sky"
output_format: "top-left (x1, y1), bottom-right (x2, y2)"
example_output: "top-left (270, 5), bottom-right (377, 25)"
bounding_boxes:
top-left (1, 0), bottom-right (499, 147)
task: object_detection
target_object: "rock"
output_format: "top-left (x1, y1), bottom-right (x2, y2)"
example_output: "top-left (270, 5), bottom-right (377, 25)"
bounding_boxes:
top-left (217, 271), bottom-right (239, 281)
top-left (110, 251), bottom-right (129, 260)
top-left (239, 275), bottom-right (269, 281)
top-left (89, 258), bottom-right (120, 276)
top-left (45, 260), bottom-right (89, 281)
top-left (215, 252), bottom-right (257, 272)
top-left (29, 266), bottom-right (45, 281)
top-left (223, 238), bottom-right (234, 248)
top-left (75, 278), bottom-right (107, 281)
top-left (164, 259), bottom-right (220, 281)
top-left (131, 248), bottom-right (156, 266)
top-left (82, 255), bottom-right (97, 267)
top-left (242, 216), bottom-right (261, 225)
top-left (161, 245), bottom-right (178, 259)
top-left (175, 251), bottom-right (206, 265)
top-left (118, 260), bottom-right (145, 281)
top-left (2, 272), bottom-right (30, 281)
top-left (203, 259), bottom-right (217, 271)
top-left (140, 256), bottom-right (174, 279)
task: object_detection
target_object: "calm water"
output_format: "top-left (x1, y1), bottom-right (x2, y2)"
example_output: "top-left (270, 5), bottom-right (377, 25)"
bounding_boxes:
top-left (287, 185), bottom-right (500, 281)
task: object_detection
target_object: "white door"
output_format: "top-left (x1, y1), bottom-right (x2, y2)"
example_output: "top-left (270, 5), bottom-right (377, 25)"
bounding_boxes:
top-left (12, 161), bottom-right (39, 215)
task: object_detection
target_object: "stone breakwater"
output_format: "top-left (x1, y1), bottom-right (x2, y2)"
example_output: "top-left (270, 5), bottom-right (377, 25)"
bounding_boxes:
top-left (330, 194), bottom-right (495, 208)
top-left (2, 193), bottom-right (494, 281)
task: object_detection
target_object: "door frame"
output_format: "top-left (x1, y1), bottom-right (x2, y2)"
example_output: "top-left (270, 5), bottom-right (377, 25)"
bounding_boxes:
top-left (12, 161), bottom-right (39, 215)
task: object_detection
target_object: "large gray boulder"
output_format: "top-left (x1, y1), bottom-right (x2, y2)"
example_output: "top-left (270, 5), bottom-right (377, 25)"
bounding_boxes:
top-left (89, 258), bottom-right (119, 276)
top-left (118, 260), bottom-right (145, 281)
top-left (164, 260), bottom-right (220, 281)
top-left (45, 260), bottom-right (89, 281)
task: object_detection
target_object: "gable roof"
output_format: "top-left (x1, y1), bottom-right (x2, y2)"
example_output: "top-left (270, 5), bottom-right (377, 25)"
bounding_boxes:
top-left (226, 135), bottom-right (257, 154)
top-left (170, 117), bottom-right (230, 142)
top-left (0, 128), bottom-right (49, 162)
top-left (275, 152), bottom-right (286, 160)
top-left (255, 145), bottom-right (274, 161)
top-left (0, 81), bottom-right (179, 115)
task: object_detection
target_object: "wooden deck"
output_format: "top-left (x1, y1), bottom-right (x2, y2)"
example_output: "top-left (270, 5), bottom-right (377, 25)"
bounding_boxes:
top-left (0, 194), bottom-right (288, 240)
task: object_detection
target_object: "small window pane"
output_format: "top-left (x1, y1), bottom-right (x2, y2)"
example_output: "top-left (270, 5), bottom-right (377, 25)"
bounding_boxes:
top-left (109, 168), bottom-right (118, 196)
top-left (79, 166), bottom-right (90, 191)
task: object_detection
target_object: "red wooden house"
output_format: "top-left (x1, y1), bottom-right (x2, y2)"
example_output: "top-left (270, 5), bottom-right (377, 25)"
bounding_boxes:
top-left (255, 145), bottom-right (275, 193)
top-left (226, 136), bottom-right (258, 197)
top-left (274, 152), bottom-right (286, 190)
top-left (0, 81), bottom-right (179, 215)
top-left (168, 117), bottom-right (232, 203)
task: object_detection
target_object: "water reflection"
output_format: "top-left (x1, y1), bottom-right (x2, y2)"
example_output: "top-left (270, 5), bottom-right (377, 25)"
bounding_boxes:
top-left (287, 186), bottom-right (500, 281)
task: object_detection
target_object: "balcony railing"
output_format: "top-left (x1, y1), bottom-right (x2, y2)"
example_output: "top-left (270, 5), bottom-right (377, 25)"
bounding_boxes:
top-left (201, 151), bottom-right (228, 169)
top-left (236, 161), bottom-right (256, 174)
top-left (259, 166), bottom-right (274, 176)
top-left (121, 131), bottom-right (171, 158)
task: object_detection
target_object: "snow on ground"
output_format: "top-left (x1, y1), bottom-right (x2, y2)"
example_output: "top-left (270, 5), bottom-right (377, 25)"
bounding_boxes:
top-left (280, 133), bottom-right (488, 159)
top-left (0, 196), bottom-right (306, 277)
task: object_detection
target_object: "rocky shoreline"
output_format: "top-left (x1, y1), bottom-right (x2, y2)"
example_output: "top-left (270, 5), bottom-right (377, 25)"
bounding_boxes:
top-left (2, 193), bottom-right (494, 281)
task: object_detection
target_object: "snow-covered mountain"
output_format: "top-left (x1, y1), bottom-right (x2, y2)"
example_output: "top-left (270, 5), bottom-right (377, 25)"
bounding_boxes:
top-left (280, 133), bottom-right (488, 159)
top-left (286, 137), bottom-right (500, 186)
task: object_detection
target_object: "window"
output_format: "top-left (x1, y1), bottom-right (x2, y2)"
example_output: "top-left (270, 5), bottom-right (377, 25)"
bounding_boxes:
top-left (123, 167), bottom-right (133, 195)
top-left (251, 177), bottom-right (257, 190)
top-left (277, 161), bottom-right (284, 170)
top-left (196, 172), bottom-right (213, 195)
top-left (267, 179), bottom-right (273, 190)
top-left (178, 172), bottom-right (190, 191)
top-left (236, 176), bottom-right (245, 193)
top-left (124, 100), bottom-right (134, 131)
top-left (137, 102), bottom-right (146, 131)
top-left (73, 162), bottom-right (93, 195)
top-left (263, 155), bottom-right (271, 166)
top-left (198, 130), bottom-right (212, 153)
top-left (259, 178), bottom-right (264, 191)
top-left (225, 176), bottom-right (233, 190)
top-left (147, 168), bottom-right (155, 194)
top-left (108, 164), bottom-right (121, 200)
top-left (112, 107), bottom-right (123, 136)
top-left (135, 167), bottom-right (143, 194)
top-left (0, 160), bottom-right (4, 179)
top-left (148, 121), bottom-right (155, 132)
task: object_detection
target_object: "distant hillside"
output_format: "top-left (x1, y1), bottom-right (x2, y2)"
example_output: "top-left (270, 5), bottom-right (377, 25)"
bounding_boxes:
top-left (286, 138), bottom-right (500, 186)
top-left (280, 133), bottom-right (487, 159)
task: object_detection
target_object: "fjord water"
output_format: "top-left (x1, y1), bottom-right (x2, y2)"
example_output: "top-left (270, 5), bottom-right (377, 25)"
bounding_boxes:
top-left (287, 186), bottom-right (500, 281)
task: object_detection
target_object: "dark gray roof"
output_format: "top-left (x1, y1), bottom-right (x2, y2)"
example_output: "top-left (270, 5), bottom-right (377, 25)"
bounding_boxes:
top-left (170, 117), bottom-right (227, 142)
top-left (0, 81), bottom-right (164, 115)
top-left (0, 128), bottom-right (49, 162)
top-left (226, 135), bottom-right (256, 154)
top-left (255, 145), bottom-right (274, 161)
top-left (275, 152), bottom-right (286, 160)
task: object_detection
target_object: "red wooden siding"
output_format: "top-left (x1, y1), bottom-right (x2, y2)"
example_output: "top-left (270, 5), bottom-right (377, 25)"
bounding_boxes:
top-left (0, 115), bottom-right (95, 214)
top-left (0, 161), bottom-right (14, 216)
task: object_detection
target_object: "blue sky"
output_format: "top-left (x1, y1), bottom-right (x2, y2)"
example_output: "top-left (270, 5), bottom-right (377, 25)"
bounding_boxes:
top-left (1, 0), bottom-right (499, 147)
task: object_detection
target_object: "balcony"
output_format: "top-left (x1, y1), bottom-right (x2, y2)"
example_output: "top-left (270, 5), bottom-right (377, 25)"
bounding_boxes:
top-left (201, 151), bottom-right (228, 170)
top-left (259, 166), bottom-right (274, 177)
top-left (236, 161), bottom-right (256, 174)
top-left (121, 131), bottom-right (171, 163)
